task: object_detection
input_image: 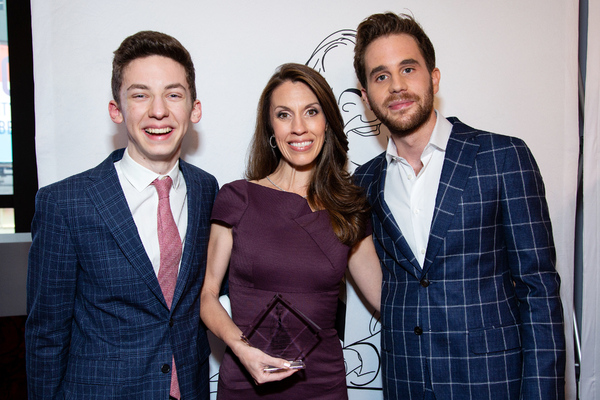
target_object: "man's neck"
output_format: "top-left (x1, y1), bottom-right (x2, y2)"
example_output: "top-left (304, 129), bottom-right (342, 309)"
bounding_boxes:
top-left (124, 147), bottom-right (181, 176)
top-left (389, 111), bottom-right (437, 175)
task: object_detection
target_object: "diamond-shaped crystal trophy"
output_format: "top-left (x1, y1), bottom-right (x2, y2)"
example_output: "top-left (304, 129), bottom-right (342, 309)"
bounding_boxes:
top-left (241, 293), bottom-right (321, 372)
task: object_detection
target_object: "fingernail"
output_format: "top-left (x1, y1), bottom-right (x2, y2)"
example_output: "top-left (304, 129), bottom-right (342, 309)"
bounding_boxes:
top-left (283, 362), bottom-right (291, 367)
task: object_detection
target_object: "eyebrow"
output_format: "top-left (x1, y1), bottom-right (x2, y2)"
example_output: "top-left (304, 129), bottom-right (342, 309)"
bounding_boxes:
top-left (126, 83), bottom-right (150, 91)
top-left (165, 83), bottom-right (187, 91)
top-left (368, 58), bottom-right (421, 79)
top-left (272, 102), bottom-right (321, 110)
top-left (126, 83), bottom-right (187, 92)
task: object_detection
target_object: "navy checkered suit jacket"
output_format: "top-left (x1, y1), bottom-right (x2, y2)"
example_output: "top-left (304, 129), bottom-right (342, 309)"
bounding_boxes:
top-left (354, 118), bottom-right (565, 400)
top-left (26, 149), bottom-right (218, 399)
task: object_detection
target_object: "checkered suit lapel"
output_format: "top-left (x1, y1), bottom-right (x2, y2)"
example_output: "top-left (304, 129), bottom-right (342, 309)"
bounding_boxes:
top-left (171, 159), bottom-right (202, 310)
top-left (85, 150), bottom-right (166, 306)
top-left (422, 120), bottom-right (480, 275)
top-left (368, 154), bottom-right (422, 278)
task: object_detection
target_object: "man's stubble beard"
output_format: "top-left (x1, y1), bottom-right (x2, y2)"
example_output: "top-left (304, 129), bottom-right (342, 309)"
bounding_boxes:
top-left (367, 79), bottom-right (435, 138)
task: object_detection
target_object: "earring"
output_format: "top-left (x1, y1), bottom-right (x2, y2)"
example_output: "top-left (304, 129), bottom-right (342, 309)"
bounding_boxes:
top-left (269, 135), bottom-right (277, 149)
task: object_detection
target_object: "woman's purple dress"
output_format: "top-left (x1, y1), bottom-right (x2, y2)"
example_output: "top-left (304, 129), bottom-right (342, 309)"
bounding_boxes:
top-left (212, 180), bottom-right (354, 399)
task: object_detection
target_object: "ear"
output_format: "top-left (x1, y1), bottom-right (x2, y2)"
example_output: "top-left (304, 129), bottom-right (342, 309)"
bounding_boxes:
top-left (190, 99), bottom-right (202, 123)
top-left (361, 88), bottom-right (372, 111)
top-left (431, 68), bottom-right (441, 95)
top-left (109, 100), bottom-right (124, 124)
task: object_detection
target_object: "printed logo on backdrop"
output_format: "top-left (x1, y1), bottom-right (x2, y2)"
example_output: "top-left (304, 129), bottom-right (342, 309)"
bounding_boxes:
top-left (305, 29), bottom-right (387, 172)
top-left (306, 30), bottom-right (385, 396)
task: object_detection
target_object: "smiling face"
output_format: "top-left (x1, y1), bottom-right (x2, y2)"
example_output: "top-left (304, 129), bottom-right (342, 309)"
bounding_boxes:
top-left (361, 33), bottom-right (439, 138)
top-left (109, 55), bottom-right (202, 174)
top-left (270, 81), bottom-right (327, 171)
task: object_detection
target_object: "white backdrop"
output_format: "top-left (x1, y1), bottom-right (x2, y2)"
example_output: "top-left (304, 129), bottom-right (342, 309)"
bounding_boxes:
top-left (31, 1), bottom-right (578, 398)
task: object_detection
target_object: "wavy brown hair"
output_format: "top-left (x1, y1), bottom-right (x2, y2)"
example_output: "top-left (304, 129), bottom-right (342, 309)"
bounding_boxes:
top-left (246, 63), bottom-right (369, 246)
top-left (111, 31), bottom-right (197, 107)
top-left (354, 13), bottom-right (436, 89)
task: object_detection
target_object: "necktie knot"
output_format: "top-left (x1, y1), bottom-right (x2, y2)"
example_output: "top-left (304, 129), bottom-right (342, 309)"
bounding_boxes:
top-left (152, 176), bottom-right (172, 199)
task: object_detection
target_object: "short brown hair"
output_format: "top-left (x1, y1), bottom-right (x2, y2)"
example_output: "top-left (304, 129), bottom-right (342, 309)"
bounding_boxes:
top-left (111, 31), bottom-right (197, 106)
top-left (246, 63), bottom-right (369, 246)
top-left (354, 13), bottom-right (436, 88)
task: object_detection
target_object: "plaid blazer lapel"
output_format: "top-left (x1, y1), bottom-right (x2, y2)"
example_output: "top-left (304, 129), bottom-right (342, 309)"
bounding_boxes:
top-left (369, 154), bottom-right (422, 278)
top-left (422, 122), bottom-right (480, 275)
top-left (85, 150), bottom-right (166, 306)
top-left (170, 159), bottom-right (202, 310)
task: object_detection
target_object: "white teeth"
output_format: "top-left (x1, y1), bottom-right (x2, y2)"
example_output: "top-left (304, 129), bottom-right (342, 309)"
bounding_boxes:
top-left (145, 127), bottom-right (172, 134)
top-left (290, 141), bottom-right (312, 147)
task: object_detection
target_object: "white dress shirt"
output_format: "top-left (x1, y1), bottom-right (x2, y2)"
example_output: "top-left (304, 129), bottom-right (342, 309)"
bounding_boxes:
top-left (115, 148), bottom-right (188, 276)
top-left (384, 111), bottom-right (452, 267)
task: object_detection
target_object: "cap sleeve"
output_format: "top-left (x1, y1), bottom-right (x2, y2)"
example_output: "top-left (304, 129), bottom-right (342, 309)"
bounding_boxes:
top-left (211, 180), bottom-right (249, 227)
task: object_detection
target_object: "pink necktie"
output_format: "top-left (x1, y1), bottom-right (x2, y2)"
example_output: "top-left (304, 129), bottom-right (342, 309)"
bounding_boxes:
top-left (152, 176), bottom-right (182, 399)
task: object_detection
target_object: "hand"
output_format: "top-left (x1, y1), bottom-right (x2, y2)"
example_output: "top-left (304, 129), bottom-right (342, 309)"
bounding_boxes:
top-left (234, 341), bottom-right (298, 385)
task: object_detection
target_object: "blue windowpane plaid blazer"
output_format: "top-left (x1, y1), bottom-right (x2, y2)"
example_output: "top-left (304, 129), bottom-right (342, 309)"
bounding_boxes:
top-left (354, 117), bottom-right (565, 400)
top-left (26, 149), bottom-right (218, 399)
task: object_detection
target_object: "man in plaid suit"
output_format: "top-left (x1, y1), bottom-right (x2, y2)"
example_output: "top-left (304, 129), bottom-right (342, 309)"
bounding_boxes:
top-left (26, 31), bottom-right (217, 399)
top-left (352, 13), bottom-right (565, 399)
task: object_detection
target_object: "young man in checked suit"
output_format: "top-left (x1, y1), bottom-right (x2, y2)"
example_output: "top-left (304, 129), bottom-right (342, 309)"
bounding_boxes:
top-left (353, 13), bottom-right (565, 399)
top-left (26, 31), bottom-right (218, 399)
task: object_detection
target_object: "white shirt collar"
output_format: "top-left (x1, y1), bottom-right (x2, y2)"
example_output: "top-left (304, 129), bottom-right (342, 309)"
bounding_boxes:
top-left (386, 110), bottom-right (453, 164)
top-left (119, 147), bottom-right (182, 192)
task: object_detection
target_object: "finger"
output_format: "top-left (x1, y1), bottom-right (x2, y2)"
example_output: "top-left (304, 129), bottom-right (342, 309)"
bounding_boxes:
top-left (258, 368), bottom-right (297, 383)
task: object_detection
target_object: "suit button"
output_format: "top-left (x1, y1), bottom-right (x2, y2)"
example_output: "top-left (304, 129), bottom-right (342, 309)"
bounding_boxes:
top-left (169, 318), bottom-right (174, 327)
top-left (414, 326), bottom-right (423, 335)
top-left (161, 364), bottom-right (171, 373)
top-left (420, 278), bottom-right (430, 288)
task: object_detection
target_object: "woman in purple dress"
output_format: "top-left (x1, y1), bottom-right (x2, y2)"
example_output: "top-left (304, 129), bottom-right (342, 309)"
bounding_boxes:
top-left (200, 63), bottom-right (381, 399)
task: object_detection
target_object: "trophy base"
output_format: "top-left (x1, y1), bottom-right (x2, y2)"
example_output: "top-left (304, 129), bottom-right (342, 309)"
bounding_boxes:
top-left (263, 360), bottom-right (305, 373)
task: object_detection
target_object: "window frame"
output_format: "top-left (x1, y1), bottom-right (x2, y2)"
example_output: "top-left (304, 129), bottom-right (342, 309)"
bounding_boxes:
top-left (1, 0), bottom-right (37, 233)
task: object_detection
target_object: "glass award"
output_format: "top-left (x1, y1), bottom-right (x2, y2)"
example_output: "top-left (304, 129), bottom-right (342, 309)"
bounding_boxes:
top-left (241, 293), bottom-right (321, 372)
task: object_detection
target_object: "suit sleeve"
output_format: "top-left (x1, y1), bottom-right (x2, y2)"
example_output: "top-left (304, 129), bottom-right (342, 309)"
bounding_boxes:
top-left (500, 138), bottom-right (565, 399)
top-left (26, 186), bottom-right (78, 399)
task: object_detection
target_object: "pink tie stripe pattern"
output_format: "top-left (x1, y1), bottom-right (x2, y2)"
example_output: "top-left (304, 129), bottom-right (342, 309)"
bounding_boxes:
top-left (152, 176), bottom-right (182, 399)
